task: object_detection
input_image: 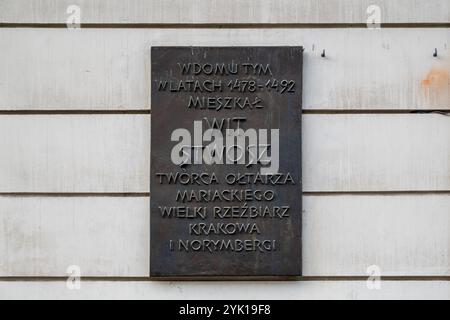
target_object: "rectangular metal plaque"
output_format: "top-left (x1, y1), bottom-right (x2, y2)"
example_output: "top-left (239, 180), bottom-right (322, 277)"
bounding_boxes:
top-left (151, 47), bottom-right (303, 279)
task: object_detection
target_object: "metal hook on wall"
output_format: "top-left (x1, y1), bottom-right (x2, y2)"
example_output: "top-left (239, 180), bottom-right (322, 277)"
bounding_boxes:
top-left (433, 48), bottom-right (438, 57)
top-left (321, 49), bottom-right (326, 58)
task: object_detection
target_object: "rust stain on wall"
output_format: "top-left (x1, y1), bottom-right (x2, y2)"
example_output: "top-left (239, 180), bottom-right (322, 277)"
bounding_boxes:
top-left (421, 68), bottom-right (449, 96)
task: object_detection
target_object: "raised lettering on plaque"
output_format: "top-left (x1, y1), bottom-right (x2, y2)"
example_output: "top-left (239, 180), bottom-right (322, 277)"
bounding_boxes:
top-left (151, 47), bottom-right (302, 278)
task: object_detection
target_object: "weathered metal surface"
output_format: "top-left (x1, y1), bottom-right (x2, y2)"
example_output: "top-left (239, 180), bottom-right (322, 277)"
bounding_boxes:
top-left (150, 47), bottom-right (302, 278)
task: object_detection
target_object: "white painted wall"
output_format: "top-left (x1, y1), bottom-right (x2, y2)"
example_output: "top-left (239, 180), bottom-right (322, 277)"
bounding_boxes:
top-left (1, 0), bottom-right (448, 24)
top-left (0, 0), bottom-right (448, 299)
top-left (0, 29), bottom-right (448, 110)
top-left (1, 195), bottom-right (448, 277)
top-left (1, 281), bottom-right (449, 300)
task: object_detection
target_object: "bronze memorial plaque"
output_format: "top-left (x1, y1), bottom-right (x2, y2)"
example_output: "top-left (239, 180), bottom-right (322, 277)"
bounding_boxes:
top-left (151, 47), bottom-right (302, 279)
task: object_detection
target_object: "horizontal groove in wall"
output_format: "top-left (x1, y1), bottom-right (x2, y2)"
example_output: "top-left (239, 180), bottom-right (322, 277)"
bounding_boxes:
top-left (0, 191), bottom-right (449, 197)
top-left (0, 110), bottom-right (151, 115)
top-left (303, 110), bottom-right (450, 115)
top-left (0, 110), bottom-right (448, 115)
top-left (0, 23), bottom-right (449, 29)
top-left (302, 191), bottom-right (450, 196)
top-left (0, 276), bottom-right (448, 282)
